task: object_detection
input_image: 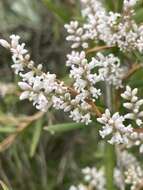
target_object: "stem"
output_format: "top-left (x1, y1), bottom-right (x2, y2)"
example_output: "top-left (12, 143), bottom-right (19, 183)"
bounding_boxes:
top-left (105, 84), bottom-right (112, 111)
top-left (105, 144), bottom-right (115, 190)
top-left (68, 86), bottom-right (102, 117)
top-left (86, 45), bottom-right (114, 54)
top-left (104, 83), bottom-right (115, 190)
top-left (115, 146), bottom-right (125, 190)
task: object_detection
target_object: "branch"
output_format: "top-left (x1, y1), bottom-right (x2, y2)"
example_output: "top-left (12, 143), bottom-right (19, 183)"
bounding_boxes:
top-left (134, 128), bottom-right (143, 133)
top-left (86, 45), bottom-right (114, 54)
top-left (68, 86), bottom-right (102, 117)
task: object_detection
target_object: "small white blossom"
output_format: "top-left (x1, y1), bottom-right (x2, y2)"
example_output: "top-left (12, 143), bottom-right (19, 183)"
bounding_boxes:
top-left (95, 53), bottom-right (127, 88)
top-left (69, 184), bottom-right (87, 190)
top-left (125, 131), bottom-right (143, 153)
top-left (69, 167), bottom-right (106, 190)
top-left (125, 165), bottom-right (143, 190)
top-left (121, 86), bottom-right (143, 126)
top-left (20, 91), bottom-right (30, 100)
top-left (124, 0), bottom-right (139, 10)
top-left (97, 109), bottom-right (133, 144)
top-left (65, 21), bottom-right (89, 49)
top-left (82, 167), bottom-right (106, 190)
top-left (0, 39), bottom-right (10, 49)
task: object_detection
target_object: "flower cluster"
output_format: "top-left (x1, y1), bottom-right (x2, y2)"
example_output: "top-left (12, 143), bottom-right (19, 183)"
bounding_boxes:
top-left (97, 107), bottom-right (143, 152)
top-left (97, 85), bottom-right (143, 148)
top-left (66, 51), bottom-right (103, 100)
top-left (1, 1), bottom-right (143, 190)
top-left (65, 0), bottom-right (143, 53)
top-left (124, 0), bottom-right (139, 10)
top-left (126, 131), bottom-right (143, 153)
top-left (125, 165), bottom-right (143, 190)
top-left (65, 21), bottom-right (89, 49)
top-left (0, 33), bottom-right (128, 125)
top-left (69, 167), bottom-right (106, 190)
top-left (67, 51), bottom-right (126, 100)
top-left (114, 150), bottom-right (143, 190)
top-left (82, 167), bottom-right (106, 190)
top-left (0, 35), bottom-right (94, 124)
top-left (97, 109), bottom-right (133, 144)
top-left (121, 85), bottom-right (143, 126)
top-left (69, 154), bottom-right (142, 190)
top-left (95, 53), bottom-right (126, 89)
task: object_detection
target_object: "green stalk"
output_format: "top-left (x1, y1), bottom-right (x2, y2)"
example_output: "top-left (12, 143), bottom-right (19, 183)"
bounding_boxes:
top-left (105, 143), bottom-right (115, 190)
top-left (104, 83), bottom-right (115, 190)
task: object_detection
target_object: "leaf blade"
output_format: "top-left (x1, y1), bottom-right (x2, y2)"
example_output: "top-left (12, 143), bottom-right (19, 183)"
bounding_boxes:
top-left (44, 122), bottom-right (85, 134)
top-left (30, 120), bottom-right (43, 157)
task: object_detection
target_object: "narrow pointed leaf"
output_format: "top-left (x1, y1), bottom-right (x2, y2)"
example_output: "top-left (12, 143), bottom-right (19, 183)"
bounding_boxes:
top-left (44, 122), bottom-right (85, 134)
top-left (30, 120), bottom-right (43, 157)
top-left (0, 126), bottom-right (16, 133)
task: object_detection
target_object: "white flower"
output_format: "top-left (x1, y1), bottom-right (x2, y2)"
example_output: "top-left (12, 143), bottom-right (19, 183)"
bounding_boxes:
top-left (81, 113), bottom-right (91, 125)
top-left (0, 35), bottom-right (93, 124)
top-left (11, 43), bottom-right (27, 59)
top-left (124, 0), bottom-right (138, 10)
top-left (90, 87), bottom-right (101, 99)
top-left (33, 93), bottom-right (48, 112)
top-left (19, 91), bottom-right (30, 100)
top-left (10, 34), bottom-right (20, 48)
top-left (67, 0), bottom-right (141, 53)
top-left (125, 165), bottom-right (143, 190)
top-left (69, 184), bottom-right (87, 190)
top-left (66, 51), bottom-right (103, 100)
top-left (66, 51), bottom-right (86, 66)
top-left (0, 39), bottom-right (10, 49)
top-left (65, 21), bottom-right (89, 49)
top-left (69, 108), bottom-right (83, 123)
top-left (121, 86), bottom-right (143, 126)
top-left (82, 167), bottom-right (106, 190)
top-left (18, 82), bottom-right (31, 90)
top-left (11, 62), bottom-right (24, 74)
top-left (70, 166), bottom-right (106, 190)
top-left (95, 53), bottom-right (127, 88)
top-left (97, 109), bottom-right (133, 144)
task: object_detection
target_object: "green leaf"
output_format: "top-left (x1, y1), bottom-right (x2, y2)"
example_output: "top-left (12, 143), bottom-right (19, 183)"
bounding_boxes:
top-left (30, 120), bottom-right (43, 157)
top-left (129, 80), bottom-right (143, 88)
top-left (44, 122), bottom-right (85, 134)
top-left (0, 181), bottom-right (9, 190)
top-left (0, 126), bottom-right (16, 133)
top-left (105, 144), bottom-right (115, 190)
top-left (43, 0), bottom-right (71, 22)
